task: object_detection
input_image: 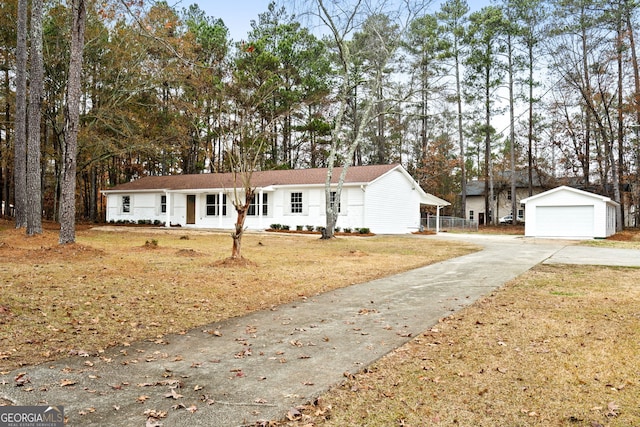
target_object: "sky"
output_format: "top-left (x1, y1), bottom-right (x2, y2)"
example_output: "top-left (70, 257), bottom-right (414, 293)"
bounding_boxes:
top-left (182, 0), bottom-right (491, 43)
top-left (183, 0), bottom-right (280, 41)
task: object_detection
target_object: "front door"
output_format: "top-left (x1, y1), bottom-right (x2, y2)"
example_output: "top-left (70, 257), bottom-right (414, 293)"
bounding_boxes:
top-left (186, 195), bottom-right (196, 225)
top-left (479, 212), bottom-right (485, 225)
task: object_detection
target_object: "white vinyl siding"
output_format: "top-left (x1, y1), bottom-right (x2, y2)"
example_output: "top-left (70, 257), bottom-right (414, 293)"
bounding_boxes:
top-left (365, 169), bottom-right (422, 233)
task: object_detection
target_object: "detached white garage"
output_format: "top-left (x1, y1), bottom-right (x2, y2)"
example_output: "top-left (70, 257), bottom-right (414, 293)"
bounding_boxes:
top-left (521, 186), bottom-right (618, 239)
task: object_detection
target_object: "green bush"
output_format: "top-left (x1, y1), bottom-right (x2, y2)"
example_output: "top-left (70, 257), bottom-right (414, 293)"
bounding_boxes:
top-left (343, 227), bottom-right (352, 233)
top-left (270, 224), bottom-right (282, 230)
top-left (306, 225), bottom-right (314, 231)
top-left (358, 227), bottom-right (370, 234)
top-left (282, 225), bottom-right (290, 230)
top-left (296, 225), bottom-right (303, 231)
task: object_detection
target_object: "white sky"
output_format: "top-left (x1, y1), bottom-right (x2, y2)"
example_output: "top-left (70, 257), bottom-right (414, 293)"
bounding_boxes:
top-left (180, 1), bottom-right (492, 43)
top-left (179, 0), bottom-right (279, 41)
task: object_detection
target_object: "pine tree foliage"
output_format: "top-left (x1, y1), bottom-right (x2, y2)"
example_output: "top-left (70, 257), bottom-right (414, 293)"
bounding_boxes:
top-left (0, 0), bottom-right (639, 227)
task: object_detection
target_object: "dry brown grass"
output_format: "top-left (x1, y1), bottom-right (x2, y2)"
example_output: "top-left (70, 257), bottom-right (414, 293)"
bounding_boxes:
top-left (288, 263), bottom-right (640, 427)
top-left (0, 222), bottom-right (477, 371)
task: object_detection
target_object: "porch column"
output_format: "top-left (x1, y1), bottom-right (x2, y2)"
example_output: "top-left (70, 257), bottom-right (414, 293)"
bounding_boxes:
top-left (219, 190), bottom-right (224, 228)
top-left (165, 191), bottom-right (171, 227)
top-left (436, 205), bottom-right (442, 233)
top-left (258, 188), bottom-right (264, 229)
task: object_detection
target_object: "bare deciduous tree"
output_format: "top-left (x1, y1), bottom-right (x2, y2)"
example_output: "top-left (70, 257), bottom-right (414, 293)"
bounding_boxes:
top-left (312, 0), bottom-right (424, 238)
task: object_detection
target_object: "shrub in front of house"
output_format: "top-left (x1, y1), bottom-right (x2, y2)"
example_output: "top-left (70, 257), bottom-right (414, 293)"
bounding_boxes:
top-left (296, 225), bottom-right (303, 231)
top-left (343, 227), bottom-right (352, 233)
top-left (306, 225), bottom-right (314, 231)
top-left (358, 227), bottom-right (371, 234)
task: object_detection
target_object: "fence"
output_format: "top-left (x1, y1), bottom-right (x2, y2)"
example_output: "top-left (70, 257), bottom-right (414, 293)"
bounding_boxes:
top-left (422, 215), bottom-right (478, 232)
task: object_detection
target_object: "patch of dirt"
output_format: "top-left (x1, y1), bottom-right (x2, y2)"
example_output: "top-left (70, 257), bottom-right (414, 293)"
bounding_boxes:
top-left (346, 249), bottom-right (368, 257)
top-left (478, 224), bottom-right (525, 235)
top-left (0, 304), bottom-right (13, 324)
top-left (175, 248), bottom-right (203, 257)
top-left (411, 230), bottom-right (436, 235)
top-left (0, 228), bottom-right (104, 262)
top-left (213, 256), bottom-right (258, 268)
top-left (607, 229), bottom-right (640, 241)
top-left (142, 240), bottom-right (160, 249)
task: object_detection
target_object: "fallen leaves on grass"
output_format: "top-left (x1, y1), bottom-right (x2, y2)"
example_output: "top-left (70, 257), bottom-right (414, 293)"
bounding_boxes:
top-left (283, 264), bottom-right (640, 426)
top-left (0, 228), bottom-right (473, 371)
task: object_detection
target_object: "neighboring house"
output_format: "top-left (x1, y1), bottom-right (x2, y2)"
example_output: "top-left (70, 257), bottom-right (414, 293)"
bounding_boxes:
top-left (464, 171), bottom-right (547, 224)
top-left (521, 186), bottom-right (618, 239)
top-left (102, 164), bottom-right (450, 234)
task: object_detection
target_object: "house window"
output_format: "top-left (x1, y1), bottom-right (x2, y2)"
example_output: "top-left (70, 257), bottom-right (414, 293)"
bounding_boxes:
top-left (469, 210), bottom-right (474, 220)
top-left (330, 191), bottom-right (341, 213)
top-left (290, 192), bottom-right (303, 213)
top-left (507, 190), bottom-right (512, 200)
top-left (248, 193), bottom-right (268, 216)
top-left (161, 195), bottom-right (167, 213)
top-left (206, 194), bottom-right (227, 216)
top-left (122, 195), bottom-right (130, 213)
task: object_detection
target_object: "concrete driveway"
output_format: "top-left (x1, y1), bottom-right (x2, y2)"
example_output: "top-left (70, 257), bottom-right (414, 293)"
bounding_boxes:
top-left (1, 234), bottom-right (638, 426)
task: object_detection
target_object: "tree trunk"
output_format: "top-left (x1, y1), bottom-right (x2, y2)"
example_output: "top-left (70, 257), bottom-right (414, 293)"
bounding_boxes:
top-left (625, 0), bottom-right (640, 227)
top-left (580, 6), bottom-right (591, 187)
top-left (508, 32), bottom-right (517, 222)
top-left (2, 65), bottom-right (10, 217)
top-left (26, 0), bottom-right (44, 235)
top-left (231, 213), bottom-right (245, 259)
top-left (455, 46), bottom-right (466, 219)
top-left (484, 66), bottom-right (491, 226)
top-left (527, 43), bottom-right (534, 197)
top-left (616, 14), bottom-right (625, 229)
top-left (59, 0), bottom-right (86, 244)
top-left (14, 0), bottom-right (28, 228)
top-left (89, 166), bottom-right (97, 222)
top-left (231, 197), bottom-right (251, 259)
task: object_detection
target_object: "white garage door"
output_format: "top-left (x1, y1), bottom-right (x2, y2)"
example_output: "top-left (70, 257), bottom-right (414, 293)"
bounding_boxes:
top-left (536, 205), bottom-right (594, 238)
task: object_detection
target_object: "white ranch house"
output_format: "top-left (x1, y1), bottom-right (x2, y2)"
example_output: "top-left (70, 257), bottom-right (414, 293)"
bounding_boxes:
top-left (102, 164), bottom-right (450, 234)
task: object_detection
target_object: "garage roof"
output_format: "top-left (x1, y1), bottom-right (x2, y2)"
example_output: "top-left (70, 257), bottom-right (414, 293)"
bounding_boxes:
top-left (521, 185), bottom-right (619, 206)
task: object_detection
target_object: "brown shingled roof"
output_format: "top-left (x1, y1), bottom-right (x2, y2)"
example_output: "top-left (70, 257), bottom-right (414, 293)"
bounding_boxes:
top-left (104, 164), bottom-right (400, 192)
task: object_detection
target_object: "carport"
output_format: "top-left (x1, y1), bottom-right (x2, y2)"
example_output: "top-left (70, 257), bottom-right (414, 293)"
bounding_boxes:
top-left (521, 186), bottom-right (618, 239)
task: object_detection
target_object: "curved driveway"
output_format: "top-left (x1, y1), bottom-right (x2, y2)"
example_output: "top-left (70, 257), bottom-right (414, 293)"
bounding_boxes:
top-left (1, 234), bottom-right (638, 426)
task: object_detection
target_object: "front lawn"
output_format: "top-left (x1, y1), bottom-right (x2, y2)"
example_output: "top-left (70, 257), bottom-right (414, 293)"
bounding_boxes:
top-left (0, 222), bottom-right (476, 371)
top-left (284, 248), bottom-right (640, 426)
